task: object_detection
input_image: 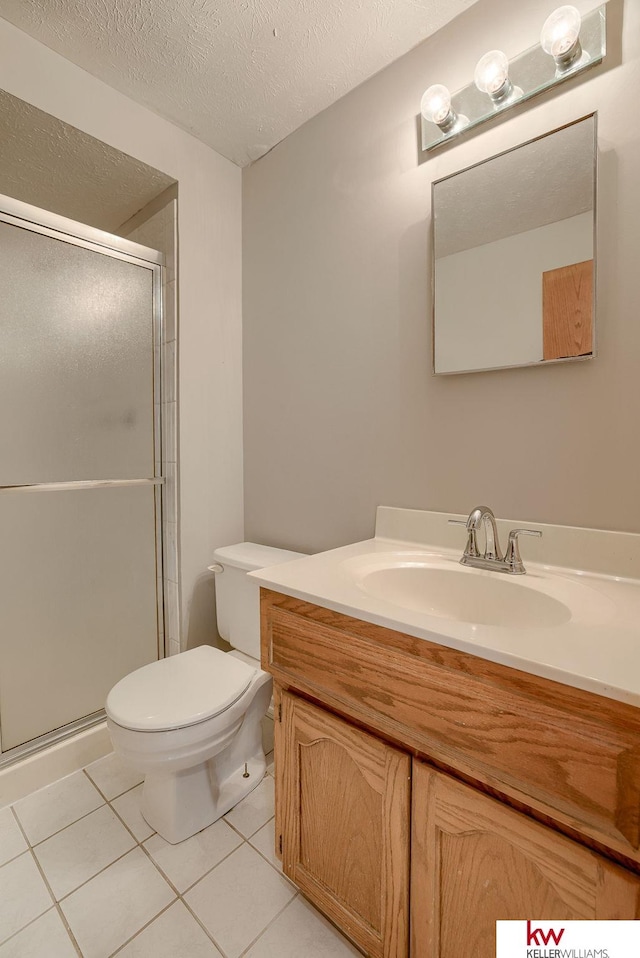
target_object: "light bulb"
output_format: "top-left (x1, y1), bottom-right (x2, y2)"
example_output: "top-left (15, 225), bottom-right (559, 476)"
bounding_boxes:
top-left (473, 50), bottom-right (523, 107)
top-left (421, 84), bottom-right (454, 127)
top-left (474, 50), bottom-right (511, 99)
top-left (541, 5), bottom-right (582, 67)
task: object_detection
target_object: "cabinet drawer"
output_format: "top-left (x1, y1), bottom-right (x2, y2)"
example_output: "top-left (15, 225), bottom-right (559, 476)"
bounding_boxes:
top-left (262, 590), bottom-right (640, 862)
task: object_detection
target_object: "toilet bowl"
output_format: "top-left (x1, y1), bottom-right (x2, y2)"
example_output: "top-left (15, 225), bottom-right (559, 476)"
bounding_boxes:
top-left (107, 647), bottom-right (272, 844)
top-left (105, 542), bottom-right (305, 844)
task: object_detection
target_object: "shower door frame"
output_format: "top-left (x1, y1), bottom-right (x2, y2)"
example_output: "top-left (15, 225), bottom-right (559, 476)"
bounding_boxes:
top-left (0, 194), bottom-right (166, 767)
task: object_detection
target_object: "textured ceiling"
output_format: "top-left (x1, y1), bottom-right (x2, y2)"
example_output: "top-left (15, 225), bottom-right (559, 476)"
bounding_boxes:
top-left (0, 89), bottom-right (175, 231)
top-left (0, 0), bottom-right (480, 166)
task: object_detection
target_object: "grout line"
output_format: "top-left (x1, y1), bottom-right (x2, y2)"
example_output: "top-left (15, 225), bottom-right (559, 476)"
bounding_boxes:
top-left (0, 904), bottom-right (57, 951)
top-left (136, 838), bottom-right (232, 957)
top-left (8, 804), bottom-right (31, 843)
top-left (55, 901), bottom-right (85, 958)
top-left (244, 816), bottom-right (294, 879)
top-left (236, 892), bottom-right (300, 958)
top-left (0, 848), bottom-right (29, 869)
top-left (27, 846), bottom-right (56, 905)
top-left (24, 848), bottom-right (84, 955)
top-left (82, 766), bottom-right (144, 805)
top-left (179, 893), bottom-right (232, 958)
top-left (56, 845), bottom-right (140, 904)
top-left (106, 898), bottom-right (178, 957)
top-left (1, 805), bottom-right (30, 868)
top-left (107, 790), bottom-right (156, 845)
top-left (137, 841), bottom-right (183, 899)
top-left (17, 799), bottom-right (107, 850)
top-left (157, 832), bottom-right (246, 898)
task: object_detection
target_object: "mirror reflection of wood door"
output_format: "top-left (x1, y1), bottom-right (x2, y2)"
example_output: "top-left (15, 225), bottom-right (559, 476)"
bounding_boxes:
top-left (542, 259), bottom-right (593, 360)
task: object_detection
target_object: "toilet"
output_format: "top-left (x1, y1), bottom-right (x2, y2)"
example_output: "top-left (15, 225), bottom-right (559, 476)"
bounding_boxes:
top-left (105, 542), bottom-right (304, 844)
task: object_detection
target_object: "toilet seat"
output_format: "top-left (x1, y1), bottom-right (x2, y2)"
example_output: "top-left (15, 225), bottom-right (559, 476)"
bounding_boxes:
top-left (106, 646), bottom-right (256, 732)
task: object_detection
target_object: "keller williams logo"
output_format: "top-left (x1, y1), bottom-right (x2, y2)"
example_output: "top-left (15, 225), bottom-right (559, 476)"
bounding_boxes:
top-left (527, 921), bottom-right (566, 946)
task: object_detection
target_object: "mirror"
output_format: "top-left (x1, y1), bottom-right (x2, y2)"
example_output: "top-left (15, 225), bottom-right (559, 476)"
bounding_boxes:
top-left (432, 114), bottom-right (597, 375)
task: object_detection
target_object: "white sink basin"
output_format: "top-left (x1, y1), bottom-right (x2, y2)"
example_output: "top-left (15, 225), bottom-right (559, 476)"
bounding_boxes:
top-left (342, 552), bottom-right (610, 630)
top-left (356, 563), bottom-right (571, 628)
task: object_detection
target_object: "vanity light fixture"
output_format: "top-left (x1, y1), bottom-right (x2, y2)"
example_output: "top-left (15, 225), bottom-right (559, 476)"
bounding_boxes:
top-left (420, 3), bottom-right (606, 153)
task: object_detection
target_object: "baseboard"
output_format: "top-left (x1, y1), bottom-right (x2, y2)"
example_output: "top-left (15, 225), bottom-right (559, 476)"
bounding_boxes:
top-left (0, 722), bottom-right (112, 808)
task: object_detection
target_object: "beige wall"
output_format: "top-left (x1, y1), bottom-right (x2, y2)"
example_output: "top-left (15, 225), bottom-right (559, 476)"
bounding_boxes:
top-left (0, 19), bottom-right (244, 648)
top-left (243, 0), bottom-right (640, 552)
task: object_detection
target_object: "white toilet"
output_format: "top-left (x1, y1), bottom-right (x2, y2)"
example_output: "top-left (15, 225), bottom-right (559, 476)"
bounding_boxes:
top-left (105, 542), bottom-right (304, 844)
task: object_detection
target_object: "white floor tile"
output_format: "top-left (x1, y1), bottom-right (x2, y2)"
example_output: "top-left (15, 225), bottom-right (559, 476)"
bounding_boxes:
top-left (224, 775), bottom-right (275, 838)
top-left (248, 818), bottom-right (281, 872)
top-left (144, 819), bottom-right (243, 893)
top-left (13, 771), bottom-right (103, 846)
top-left (0, 808), bottom-right (27, 866)
top-left (244, 896), bottom-right (361, 957)
top-left (61, 848), bottom-right (174, 958)
top-left (0, 853), bottom-right (53, 944)
top-left (34, 804), bottom-right (136, 900)
top-left (111, 784), bottom-right (154, 842)
top-left (0, 907), bottom-right (77, 958)
top-left (116, 901), bottom-right (223, 957)
top-left (185, 843), bottom-right (296, 958)
top-left (85, 752), bottom-right (143, 801)
top-left (266, 751), bottom-right (275, 776)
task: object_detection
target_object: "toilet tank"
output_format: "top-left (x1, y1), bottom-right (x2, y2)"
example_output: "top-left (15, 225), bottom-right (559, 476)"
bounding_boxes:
top-left (211, 542), bottom-right (306, 658)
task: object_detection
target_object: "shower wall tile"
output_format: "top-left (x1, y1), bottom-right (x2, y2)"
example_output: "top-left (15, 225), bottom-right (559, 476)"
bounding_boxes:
top-left (163, 341), bottom-right (176, 403)
top-left (164, 522), bottom-right (178, 584)
top-left (163, 462), bottom-right (177, 520)
top-left (164, 279), bottom-right (177, 344)
top-left (154, 345), bottom-right (162, 406)
top-left (122, 198), bottom-right (179, 657)
top-left (162, 403), bottom-right (176, 465)
top-left (165, 580), bottom-right (179, 649)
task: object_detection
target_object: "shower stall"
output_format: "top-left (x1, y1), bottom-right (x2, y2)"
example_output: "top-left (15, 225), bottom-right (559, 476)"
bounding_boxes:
top-left (0, 194), bottom-right (164, 766)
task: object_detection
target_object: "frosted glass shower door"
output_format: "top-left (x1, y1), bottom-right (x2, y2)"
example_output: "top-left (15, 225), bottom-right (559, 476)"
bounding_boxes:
top-left (0, 201), bottom-right (163, 753)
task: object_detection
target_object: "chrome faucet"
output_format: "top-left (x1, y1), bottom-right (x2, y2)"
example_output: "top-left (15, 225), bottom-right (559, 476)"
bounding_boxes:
top-left (449, 505), bottom-right (542, 575)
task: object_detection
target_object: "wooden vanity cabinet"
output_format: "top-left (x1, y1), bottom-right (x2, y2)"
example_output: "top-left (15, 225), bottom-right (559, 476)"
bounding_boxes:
top-left (276, 688), bottom-right (410, 958)
top-left (411, 761), bottom-right (640, 958)
top-left (263, 589), bottom-right (640, 957)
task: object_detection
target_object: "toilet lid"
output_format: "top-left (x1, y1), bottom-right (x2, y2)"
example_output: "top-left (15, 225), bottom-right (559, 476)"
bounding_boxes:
top-left (106, 646), bottom-right (256, 731)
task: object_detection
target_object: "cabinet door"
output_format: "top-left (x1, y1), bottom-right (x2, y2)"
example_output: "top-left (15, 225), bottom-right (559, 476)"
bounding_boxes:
top-left (412, 761), bottom-right (640, 958)
top-left (278, 690), bottom-right (410, 958)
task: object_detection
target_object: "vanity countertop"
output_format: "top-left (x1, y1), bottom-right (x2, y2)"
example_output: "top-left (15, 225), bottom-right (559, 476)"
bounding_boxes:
top-left (249, 508), bottom-right (640, 708)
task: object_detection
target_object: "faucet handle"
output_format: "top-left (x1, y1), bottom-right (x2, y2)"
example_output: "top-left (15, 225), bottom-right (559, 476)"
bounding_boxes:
top-left (505, 528), bottom-right (542, 574)
top-left (448, 518), bottom-right (480, 558)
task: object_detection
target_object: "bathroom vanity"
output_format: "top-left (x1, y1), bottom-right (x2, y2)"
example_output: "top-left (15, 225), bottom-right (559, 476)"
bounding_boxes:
top-left (253, 508), bottom-right (640, 957)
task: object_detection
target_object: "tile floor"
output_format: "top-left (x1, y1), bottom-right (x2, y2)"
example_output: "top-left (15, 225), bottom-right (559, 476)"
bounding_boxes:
top-left (0, 751), bottom-right (361, 958)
